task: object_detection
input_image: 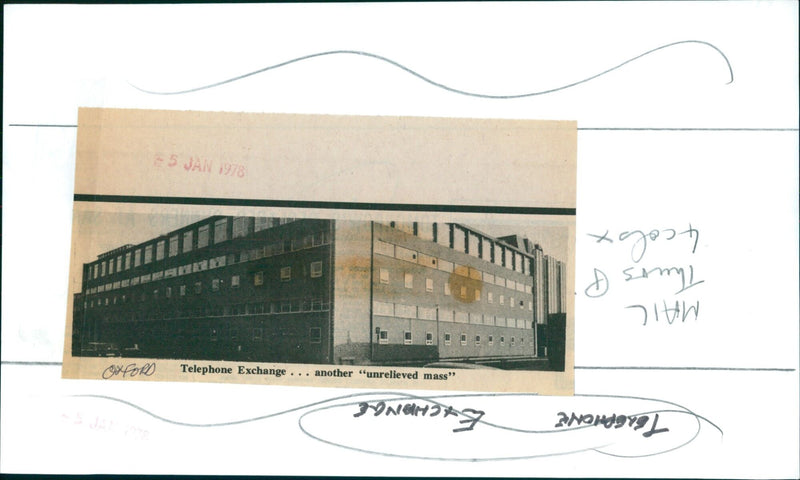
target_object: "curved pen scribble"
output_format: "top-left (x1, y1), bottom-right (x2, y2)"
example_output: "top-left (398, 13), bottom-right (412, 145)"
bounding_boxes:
top-left (129, 40), bottom-right (733, 98)
top-left (70, 390), bottom-right (721, 461)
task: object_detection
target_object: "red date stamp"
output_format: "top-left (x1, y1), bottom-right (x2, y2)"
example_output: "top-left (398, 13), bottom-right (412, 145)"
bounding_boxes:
top-left (154, 153), bottom-right (246, 178)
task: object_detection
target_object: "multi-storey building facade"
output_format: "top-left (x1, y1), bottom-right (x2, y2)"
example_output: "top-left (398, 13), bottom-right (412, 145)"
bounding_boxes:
top-left (72, 217), bottom-right (567, 369)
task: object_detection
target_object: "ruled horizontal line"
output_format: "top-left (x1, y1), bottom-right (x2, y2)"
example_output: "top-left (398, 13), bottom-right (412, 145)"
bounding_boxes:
top-left (1, 361), bottom-right (63, 366)
top-left (575, 366), bottom-right (796, 372)
top-left (579, 127), bottom-right (799, 131)
top-left (74, 194), bottom-right (576, 215)
top-left (7, 124), bottom-right (800, 133)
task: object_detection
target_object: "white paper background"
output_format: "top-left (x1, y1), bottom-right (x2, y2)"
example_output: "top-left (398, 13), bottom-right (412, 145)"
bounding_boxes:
top-left (2, 2), bottom-right (798, 477)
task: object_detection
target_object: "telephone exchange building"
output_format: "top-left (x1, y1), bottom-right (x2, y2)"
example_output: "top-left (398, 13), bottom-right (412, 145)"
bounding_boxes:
top-left (72, 216), bottom-right (567, 368)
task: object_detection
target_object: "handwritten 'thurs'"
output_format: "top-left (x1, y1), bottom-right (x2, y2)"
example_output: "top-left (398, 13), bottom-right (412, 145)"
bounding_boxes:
top-left (583, 224), bottom-right (703, 326)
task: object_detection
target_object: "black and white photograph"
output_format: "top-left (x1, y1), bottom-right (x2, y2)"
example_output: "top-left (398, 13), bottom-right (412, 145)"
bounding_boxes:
top-left (70, 213), bottom-right (570, 372)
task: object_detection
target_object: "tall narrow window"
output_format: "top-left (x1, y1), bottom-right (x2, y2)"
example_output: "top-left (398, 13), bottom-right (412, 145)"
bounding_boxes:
top-left (214, 218), bottom-right (228, 244)
top-left (310, 327), bottom-right (322, 344)
top-left (254, 271), bottom-right (264, 286)
top-left (232, 217), bottom-right (249, 239)
top-left (460, 333), bottom-right (467, 346)
top-left (425, 332), bottom-right (433, 346)
top-left (379, 268), bottom-right (389, 284)
top-left (156, 240), bottom-right (165, 261)
top-left (169, 235), bottom-right (179, 257)
top-left (108, 260), bottom-right (114, 275)
top-left (231, 275), bottom-right (240, 288)
top-left (404, 331), bottom-right (412, 345)
top-left (144, 245), bottom-right (153, 264)
top-left (310, 261), bottom-right (323, 278)
top-left (198, 225), bottom-right (209, 248)
top-left (379, 330), bottom-right (388, 345)
top-left (404, 273), bottom-right (413, 289)
top-left (182, 231), bottom-right (193, 253)
top-left (124, 252), bottom-right (131, 270)
top-left (425, 278), bottom-right (433, 292)
top-left (444, 333), bottom-right (451, 346)
top-left (280, 267), bottom-right (291, 281)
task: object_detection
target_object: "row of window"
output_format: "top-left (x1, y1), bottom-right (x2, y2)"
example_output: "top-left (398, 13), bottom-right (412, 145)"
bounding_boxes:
top-left (208, 326), bottom-right (322, 343)
top-left (95, 298), bottom-right (331, 321)
top-left (377, 269), bottom-right (533, 311)
top-left (373, 301), bottom-right (532, 329)
top-left (375, 240), bottom-right (533, 294)
top-left (380, 222), bottom-right (537, 275)
top-left (86, 260), bottom-right (324, 296)
top-left (377, 329), bottom-right (530, 347)
top-left (89, 219), bottom-right (325, 281)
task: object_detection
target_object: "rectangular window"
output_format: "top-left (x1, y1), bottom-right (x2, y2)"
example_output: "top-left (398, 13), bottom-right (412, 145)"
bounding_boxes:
top-left (180, 285), bottom-right (186, 296)
top-left (280, 267), bottom-right (291, 281)
top-left (460, 286), bottom-right (467, 299)
top-left (425, 278), bottom-right (433, 292)
top-left (108, 260), bottom-right (114, 275)
top-left (182, 231), bottom-right (193, 253)
top-left (475, 289), bottom-right (481, 301)
top-left (379, 268), bottom-right (389, 284)
top-left (500, 295), bottom-right (505, 305)
top-left (444, 333), bottom-right (451, 346)
top-left (404, 273), bottom-right (413, 289)
top-left (475, 335), bottom-right (481, 346)
top-left (310, 261), bottom-right (323, 278)
top-left (379, 330), bottom-right (388, 345)
top-left (232, 217), bottom-right (249, 239)
top-left (374, 240), bottom-right (394, 257)
top-left (453, 227), bottom-right (466, 252)
top-left (510, 297), bottom-right (514, 309)
top-left (231, 275), bottom-right (240, 288)
top-left (460, 333), bottom-right (467, 346)
top-left (169, 235), bottom-right (179, 257)
top-left (165, 287), bottom-right (172, 298)
top-left (310, 327), bottom-right (322, 344)
top-left (404, 331), bottom-right (412, 345)
top-left (212, 279), bottom-right (220, 291)
top-left (198, 225), bottom-right (210, 248)
top-left (468, 233), bottom-right (480, 257)
top-left (426, 332), bottom-right (433, 345)
top-left (444, 283), bottom-right (450, 296)
top-left (500, 336), bottom-right (505, 345)
top-left (144, 245), bottom-right (153, 264)
top-left (529, 301), bottom-right (533, 311)
top-left (134, 249), bottom-right (142, 267)
top-left (214, 218), bottom-right (228, 244)
top-left (488, 335), bottom-right (494, 345)
top-left (93, 264), bottom-right (99, 279)
top-left (116, 256), bottom-right (123, 272)
top-left (156, 240), bottom-right (165, 261)
top-left (511, 337), bottom-right (515, 346)
top-left (125, 252), bottom-right (131, 270)
top-left (437, 259), bottom-right (454, 273)
top-left (254, 271), bottom-right (264, 286)
top-left (395, 246), bottom-right (417, 263)
top-left (194, 282), bottom-right (202, 294)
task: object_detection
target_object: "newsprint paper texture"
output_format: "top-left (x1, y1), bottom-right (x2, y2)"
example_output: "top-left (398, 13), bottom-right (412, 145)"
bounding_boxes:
top-left (63, 108), bottom-right (576, 394)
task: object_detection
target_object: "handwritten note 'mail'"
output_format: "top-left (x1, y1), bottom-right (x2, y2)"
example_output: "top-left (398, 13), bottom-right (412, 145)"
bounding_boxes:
top-left (583, 224), bottom-right (704, 326)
